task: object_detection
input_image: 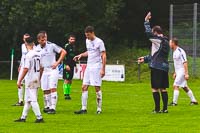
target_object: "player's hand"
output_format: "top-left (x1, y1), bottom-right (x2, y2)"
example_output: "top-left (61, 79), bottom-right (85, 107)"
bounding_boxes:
top-left (185, 74), bottom-right (189, 80)
top-left (137, 57), bottom-right (144, 64)
top-left (173, 73), bottom-right (176, 79)
top-left (73, 54), bottom-right (82, 61)
top-left (145, 12), bottom-right (151, 22)
top-left (100, 69), bottom-right (105, 78)
top-left (17, 81), bottom-right (22, 88)
top-left (66, 65), bottom-right (71, 71)
top-left (52, 61), bottom-right (59, 69)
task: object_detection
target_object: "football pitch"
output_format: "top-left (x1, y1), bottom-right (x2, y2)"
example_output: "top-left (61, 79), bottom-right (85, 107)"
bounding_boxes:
top-left (0, 79), bottom-right (200, 133)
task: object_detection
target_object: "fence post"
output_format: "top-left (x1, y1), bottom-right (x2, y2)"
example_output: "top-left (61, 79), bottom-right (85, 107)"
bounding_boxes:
top-left (10, 48), bottom-right (14, 80)
top-left (169, 4), bottom-right (173, 73)
top-left (192, 3), bottom-right (197, 76)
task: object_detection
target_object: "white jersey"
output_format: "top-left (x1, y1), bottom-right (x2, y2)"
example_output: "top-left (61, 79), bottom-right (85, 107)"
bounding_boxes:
top-left (23, 50), bottom-right (42, 89)
top-left (86, 37), bottom-right (105, 68)
top-left (35, 41), bottom-right (62, 71)
top-left (173, 47), bottom-right (187, 73)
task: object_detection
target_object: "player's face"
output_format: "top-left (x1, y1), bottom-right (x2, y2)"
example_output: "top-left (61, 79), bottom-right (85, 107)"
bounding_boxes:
top-left (169, 40), bottom-right (175, 49)
top-left (68, 37), bottom-right (76, 45)
top-left (38, 36), bottom-right (47, 47)
top-left (23, 35), bottom-right (30, 43)
top-left (85, 32), bottom-right (95, 40)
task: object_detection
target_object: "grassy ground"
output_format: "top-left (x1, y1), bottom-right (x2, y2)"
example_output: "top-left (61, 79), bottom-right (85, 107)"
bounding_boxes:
top-left (0, 79), bottom-right (200, 133)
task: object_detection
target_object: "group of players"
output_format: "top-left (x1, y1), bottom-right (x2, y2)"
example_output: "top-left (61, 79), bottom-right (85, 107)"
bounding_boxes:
top-left (12, 12), bottom-right (199, 123)
top-left (13, 26), bottom-right (106, 123)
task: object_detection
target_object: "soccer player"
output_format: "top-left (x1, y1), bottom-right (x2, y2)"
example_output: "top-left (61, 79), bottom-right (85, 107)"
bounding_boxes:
top-left (138, 12), bottom-right (170, 113)
top-left (169, 38), bottom-right (198, 106)
top-left (36, 31), bottom-right (66, 114)
top-left (73, 26), bottom-right (106, 114)
top-left (14, 37), bottom-right (44, 123)
top-left (13, 33), bottom-right (30, 106)
top-left (63, 34), bottom-right (77, 100)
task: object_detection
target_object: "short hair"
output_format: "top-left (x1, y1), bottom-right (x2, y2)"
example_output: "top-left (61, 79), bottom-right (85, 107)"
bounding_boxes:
top-left (85, 26), bottom-right (94, 33)
top-left (37, 32), bottom-right (46, 39)
top-left (39, 30), bottom-right (47, 34)
top-left (69, 34), bottom-right (76, 39)
top-left (152, 25), bottom-right (163, 34)
top-left (171, 37), bottom-right (179, 46)
top-left (25, 36), bottom-right (34, 45)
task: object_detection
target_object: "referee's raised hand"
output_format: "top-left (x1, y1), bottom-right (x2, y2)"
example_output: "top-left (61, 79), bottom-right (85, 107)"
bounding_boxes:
top-left (145, 12), bottom-right (151, 22)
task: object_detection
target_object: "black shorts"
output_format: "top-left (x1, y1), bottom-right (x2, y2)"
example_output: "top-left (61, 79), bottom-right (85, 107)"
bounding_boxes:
top-left (63, 66), bottom-right (74, 80)
top-left (151, 68), bottom-right (169, 89)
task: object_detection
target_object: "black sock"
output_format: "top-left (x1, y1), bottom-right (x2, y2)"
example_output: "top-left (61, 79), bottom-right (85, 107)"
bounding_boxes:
top-left (161, 92), bottom-right (168, 111)
top-left (152, 92), bottom-right (160, 111)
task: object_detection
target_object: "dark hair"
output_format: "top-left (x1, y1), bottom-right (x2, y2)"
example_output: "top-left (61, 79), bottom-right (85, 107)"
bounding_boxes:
top-left (39, 30), bottom-right (47, 34)
top-left (24, 33), bottom-right (30, 36)
top-left (69, 34), bottom-right (76, 39)
top-left (85, 26), bottom-right (94, 33)
top-left (25, 37), bottom-right (34, 44)
top-left (152, 25), bottom-right (163, 34)
top-left (171, 37), bottom-right (179, 46)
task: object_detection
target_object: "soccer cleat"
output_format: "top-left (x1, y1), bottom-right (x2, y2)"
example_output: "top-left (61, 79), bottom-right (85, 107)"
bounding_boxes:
top-left (43, 107), bottom-right (50, 113)
top-left (168, 102), bottom-right (177, 106)
top-left (14, 118), bottom-right (26, 122)
top-left (161, 110), bottom-right (169, 113)
top-left (47, 109), bottom-right (56, 114)
top-left (96, 111), bottom-right (102, 114)
top-left (152, 110), bottom-right (161, 114)
top-left (35, 118), bottom-right (44, 123)
top-left (12, 101), bottom-right (24, 106)
top-left (190, 101), bottom-right (198, 105)
top-left (74, 109), bottom-right (87, 114)
top-left (65, 95), bottom-right (71, 100)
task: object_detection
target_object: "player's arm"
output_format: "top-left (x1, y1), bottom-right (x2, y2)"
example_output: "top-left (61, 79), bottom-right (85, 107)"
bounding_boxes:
top-left (52, 48), bottom-right (66, 69)
top-left (173, 72), bottom-right (176, 79)
top-left (73, 51), bottom-right (88, 61)
top-left (100, 51), bottom-right (106, 78)
top-left (40, 67), bottom-right (44, 80)
top-left (183, 62), bottom-right (189, 80)
top-left (17, 68), bottom-right (28, 88)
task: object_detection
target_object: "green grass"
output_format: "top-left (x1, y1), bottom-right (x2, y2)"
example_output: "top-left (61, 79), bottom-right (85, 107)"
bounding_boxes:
top-left (0, 79), bottom-right (200, 133)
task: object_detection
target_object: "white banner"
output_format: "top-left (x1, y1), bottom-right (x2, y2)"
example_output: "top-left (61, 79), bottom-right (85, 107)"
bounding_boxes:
top-left (59, 64), bottom-right (125, 82)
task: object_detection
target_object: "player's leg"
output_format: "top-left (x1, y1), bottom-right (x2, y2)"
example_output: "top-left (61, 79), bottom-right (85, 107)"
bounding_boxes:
top-left (48, 70), bottom-right (59, 114)
top-left (14, 88), bottom-right (30, 122)
top-left (183, 87), bottom-right (198, 105)
top-left (169, 86), bottom-right (179, 106)
top-left (29, 88), bottom-right (44, 123)
top-left (74, 68), bottom-right (90, 114)
top-left (14, 69), bottom-right (24, 106)
top-left (74, 85), bottom-right (89, 114)
top-left (95, 86), bottom-right (102, 114)
top-left (41, 74), bottom-right (51, 113)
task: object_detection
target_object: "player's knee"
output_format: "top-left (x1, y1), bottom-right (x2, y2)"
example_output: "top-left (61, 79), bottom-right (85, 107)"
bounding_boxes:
top-left (95, 86), bottom-right (101, 92)
top-left (50, 88), bottom-right (57, 92)
top-left (82, 85), bottom-right (88, 91)
top-left (44, 90), bottom-right (51, 94)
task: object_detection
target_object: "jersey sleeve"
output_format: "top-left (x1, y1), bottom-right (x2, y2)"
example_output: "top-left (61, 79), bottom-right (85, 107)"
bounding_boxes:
top-left (180, 50), bottom-right (187, 63)
top-left (52, 43), bottom-right (62, 54)
top-left (23, 55), bottom-right (31, 69)
top-left (99, 41), bottom-right (106, 52)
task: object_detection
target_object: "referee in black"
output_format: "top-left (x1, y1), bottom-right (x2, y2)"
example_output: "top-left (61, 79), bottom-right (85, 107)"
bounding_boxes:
top-left (138, 12), bottom-right (170, 113)
top-left (63, 34), bottom-right (77, 100)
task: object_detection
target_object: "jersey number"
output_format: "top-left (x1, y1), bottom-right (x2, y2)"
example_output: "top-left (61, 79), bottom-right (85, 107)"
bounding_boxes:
top-left (34, 58), bottom-right (40, 72)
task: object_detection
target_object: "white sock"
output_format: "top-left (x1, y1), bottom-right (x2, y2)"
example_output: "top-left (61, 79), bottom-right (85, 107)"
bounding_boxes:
top-left (18, 87), bottom-right (23, 102)
top-left (21, 102), bottom-right (31, 119)
top-left (187, 89), bottom-right (197, 102)
top-left (173, 90), bottom-right (179, 104)
top-left (43, 93), bottom-right (51, 108)
top-left (31, 101), bottom-right (42, 119)
top-left (96, 90), bottom-right (102, 112)
top-left (51, 92), bottom-right (58, 110)
top-left (81, 91), bottom-right (88, 110)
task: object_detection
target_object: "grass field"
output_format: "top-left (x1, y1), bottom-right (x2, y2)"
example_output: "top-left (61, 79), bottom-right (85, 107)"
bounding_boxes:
top-left (0, 79), bottom-right (200, 133)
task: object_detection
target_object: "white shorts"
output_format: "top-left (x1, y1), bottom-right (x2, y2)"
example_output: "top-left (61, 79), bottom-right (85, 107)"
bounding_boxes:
top-left (41, 69), bottom-right (59, 91)
top-left (24, 88), bottom-right (38, 102)
top-left (17, 67), bottom-right (25, 84)
top-left (174, 71), bottom-right (187, 88)
top-left (83, 67), bottom-right (102, 86)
